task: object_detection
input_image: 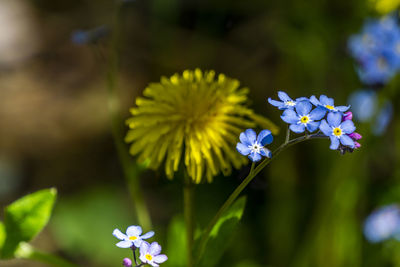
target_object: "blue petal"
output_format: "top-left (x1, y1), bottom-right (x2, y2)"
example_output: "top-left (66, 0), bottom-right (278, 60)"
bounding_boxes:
top-left (239, 132), bottom-right (251, 146)
top-left (248, 152), bottom-right (262, 162)
top-left (281, 109), bottom-right (299, 124)
top-left (245, 129), bottom-right (257, 144)
top-left (116, 240), bottom-right (133, 248)
top-left (141, 231), bottom-right (155, 239)
top-left (260, 148), bottom-right (272, 158)
top-left (309, 106), bottom-right (327, 121)
top-left (340, 134), bottom-right (355, 148)
top-left (306, 121), bottom-right (320, 132)
top-left (309, 95), bottom-right (320, 106)
top-left (257, 129), bottom-right (273, 145)
top-left (268, 98), bottom-right (285, 109)
top-left (327, 112), bottom-right (342, 127)
top-left (278, 91), bottom-right (291, 102)
top-left (296, 97), bottom-right (309, 102)
top-left (341, 120), bottom-right (356, 134)
top-left (236, 143), bottom-right (251, 156)
top-left (290, 124), bottom-right (305, 133)
top-left (320, 95), bottom-right (334, 106)
top-left (319, 120), bottom-right (332, 136)
top-left (295, 101), bottom-right (312, 116)
top-left (336, 105), bottom-right (350, 112)
top-left (329, 136), bottom-right (340, 150)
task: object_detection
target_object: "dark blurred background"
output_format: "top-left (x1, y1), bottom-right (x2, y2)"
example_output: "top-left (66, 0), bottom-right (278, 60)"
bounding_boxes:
top-left (1, 0), bottom-right (399, 266)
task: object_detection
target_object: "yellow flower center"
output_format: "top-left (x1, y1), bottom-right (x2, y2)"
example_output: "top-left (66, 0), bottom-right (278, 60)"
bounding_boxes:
top-left (333, 127), bottom-right (342, 137)
top-left (129, 236), bottom-right (137, 241)
top-left (285, 100), bottom-right (295, 106)
top-left (300, 116), bottom-right (309, 124)
top-left (145, 254), bottom-right (153, 261)
top-left (325, 105), bottom-right (334, 110)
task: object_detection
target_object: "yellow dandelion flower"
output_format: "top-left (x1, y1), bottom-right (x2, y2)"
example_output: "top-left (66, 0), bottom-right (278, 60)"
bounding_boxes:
top-left (125, 69), bottom-right (278, 183)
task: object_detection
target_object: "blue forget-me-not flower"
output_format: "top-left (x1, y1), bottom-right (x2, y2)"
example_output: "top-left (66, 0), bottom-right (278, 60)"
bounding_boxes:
top-left (236, 129), bottom-right (273, 162)
top-left (139, 241), bottom-right (168, 267)
top-left (310, 95), bottom-right (350, 113)
top-left (319, 112), bottom-right (356, 150)
top-left (281, 100), bottom-right (326, 133)
top-left (364, 205), bottom-right (400, 243)
top-left (113, 225), bottom-right (154, 248)
top-left (268, 91), bottom-right (308, 110)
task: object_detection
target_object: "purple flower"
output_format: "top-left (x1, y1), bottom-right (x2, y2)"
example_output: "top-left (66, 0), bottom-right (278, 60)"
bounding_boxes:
top-left (139, 241), bottom-right (168, 267)
top-left (236, 129), bottom-right (273, 162)
top-left (281, 100), bottom-right (326, 133)
top-left (122, 258), bottom-right (132, 267)
top-left (113, 225), bottom-right (154, 248)
top-left (310, 95), bottom-right (350, 113)
top-left (364, 205), bottom-right (400, 243)
top-left (268, 91), bottom-right (308, 110)
top-left (319, 112), bottom-right (356, 150)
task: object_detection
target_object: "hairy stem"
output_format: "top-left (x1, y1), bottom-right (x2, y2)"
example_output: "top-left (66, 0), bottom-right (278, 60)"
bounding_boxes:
top-left (195, 132), bottom-right (327, 264)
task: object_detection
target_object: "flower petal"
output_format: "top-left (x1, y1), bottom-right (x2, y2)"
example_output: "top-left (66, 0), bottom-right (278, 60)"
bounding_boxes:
top-left (127, 225), bottom-right (142, 237)
top-left (236, 143), bottom-right (251, 156)
top-left (113, 229), bottom-right (127, 240)
top-left (327, 112), bottom-right (342, 127)
top-left (149, 242), bottom-right (162, 256)
top-left (306, 121), bottom-right (320, 132)
top-left (140, 241), bottom-right (150, 255)
top-left (257, 129), bottom-right (273, 145)
top-left (260, 147), bottom-right (272, 158)
top-left (309, 106), bottom-right (327, 121)
top-left (340, 134), bottom-right (355, 148)
top-left (281, 109), bottom-right (298, 124)
top-left (268, 98), bottom-right (284, 109)
top-left (245, 129), bottom-right (257, 144)
top-left (248, 152), bottom-right (262, 162)
top-left (290, 123), bottom-right (305, 133)
top-left (329, 136), bottom-right (340, 150)
top-left (239, 132), bottom-right (251, 146)
top-left (116, 240), bottom-right (133, 248)
top-left (341, 120), bottom-right (356, 134)
top-left (336, 105), bottom-right (350, 112)
top-left (153, 254), bottom-right (168, 264)
top-left (319, 120), bottom-right (331, 136)
top-left (295, 101), bottom-right (312, 116)
top-left (141, 231), bottom-right (155, 239)
top-left (278, 91), bottom-right (291, 102)
top-left (320, 95), bottom-right (334, 106)
top-left (309, 95), bottom-right (320, 106)
top-left (133, 239), bottom-right (143, 248)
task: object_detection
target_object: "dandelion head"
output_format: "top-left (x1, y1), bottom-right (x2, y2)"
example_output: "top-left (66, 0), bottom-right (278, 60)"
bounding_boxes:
top-left (125, 69), bottom-right (277, 183)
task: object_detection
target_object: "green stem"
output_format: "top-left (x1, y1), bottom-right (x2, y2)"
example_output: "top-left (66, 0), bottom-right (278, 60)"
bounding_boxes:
top-left (17, 243), bottom-right (77, 267)
top-left (106, 3), bottom-right (152, 229)
top-left (184, 174), bottom-right (195, 267)
top-left (195, 132), bottom-right (327, 264)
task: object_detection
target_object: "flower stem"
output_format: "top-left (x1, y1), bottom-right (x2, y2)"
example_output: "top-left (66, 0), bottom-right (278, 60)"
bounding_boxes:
top-left (184, 173), bottom-right (195, 267)
top-left (195, 133), bottom-right (327, 264)
top-left (16, 243), bottom-right (77, 267)
top-left (285, 126), bottom-right (290, 144)
top-left (106, 2), bottom-right (152, 229)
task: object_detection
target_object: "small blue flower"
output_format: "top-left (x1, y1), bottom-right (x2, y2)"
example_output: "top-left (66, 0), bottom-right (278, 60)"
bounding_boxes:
top-left (357, 55), bottom-right (397, 85)
top-left (113, 225), bottom-right (154, 248)
top-left (319, 112), bottom-right (356, 150)
top-left (139, 241), bottom-right (168, 267)
top-left (348, 89), bottom-right (377, 122)
top-left (268, 91), bottom-right (308, 110)
top-left (236, 129), bottom-right (273, 162)
top-left (364, 205), bottom-right (400, 243)
top-left (310, 95), bottom-right (350, 113)
top-left (280, 101), bottom-right (326, 133)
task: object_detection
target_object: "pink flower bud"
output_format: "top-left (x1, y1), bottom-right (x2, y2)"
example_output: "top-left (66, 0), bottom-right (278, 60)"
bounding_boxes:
top-left (343, 111), bottom-right (353, 121)
top-left (349, 132), bottom-right (362, 140)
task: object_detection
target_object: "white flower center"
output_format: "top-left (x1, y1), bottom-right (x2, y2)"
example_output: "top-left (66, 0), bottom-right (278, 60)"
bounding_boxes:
top-left (285, 100), bottom-right (295, 107)
top-left (248, 142), bottom-right (262, 154)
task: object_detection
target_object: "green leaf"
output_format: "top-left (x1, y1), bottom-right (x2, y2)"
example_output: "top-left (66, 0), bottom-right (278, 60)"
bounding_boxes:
top-left (0, 222), bottom-right (5, 252)
top-left (164, 215), bottom-right (187, 267)
top-left (197, 196), bottom-right (247, 267)
top-left (1, 188), bottom-right (57, 259)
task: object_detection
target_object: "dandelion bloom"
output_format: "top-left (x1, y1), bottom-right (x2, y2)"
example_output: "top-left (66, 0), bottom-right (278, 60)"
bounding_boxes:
top-left (126, 69), bottom-right (277, 183)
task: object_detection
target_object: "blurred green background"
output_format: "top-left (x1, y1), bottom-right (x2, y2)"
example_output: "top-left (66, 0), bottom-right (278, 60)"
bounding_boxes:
top-left (0, 0), bottom-right (399, 266)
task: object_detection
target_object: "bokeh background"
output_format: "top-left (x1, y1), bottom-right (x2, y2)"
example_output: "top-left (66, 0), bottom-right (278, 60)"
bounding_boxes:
top-left (0, 0), bottom-right (399, 266)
